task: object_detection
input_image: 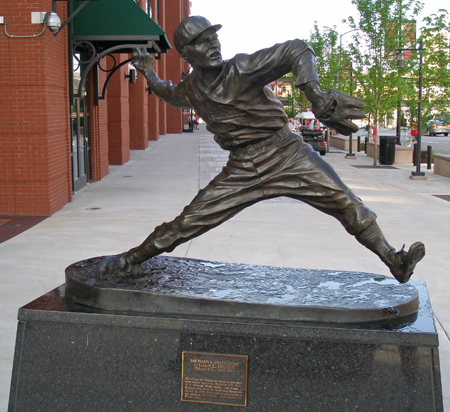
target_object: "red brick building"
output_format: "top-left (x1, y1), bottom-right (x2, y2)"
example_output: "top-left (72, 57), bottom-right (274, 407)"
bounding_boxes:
top-left (0, 0), bottom-right (190, 216)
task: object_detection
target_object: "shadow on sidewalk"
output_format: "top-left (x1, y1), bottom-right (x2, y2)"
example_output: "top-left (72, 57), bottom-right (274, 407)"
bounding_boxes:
top-left (0, 215), bottom-right (48, 244)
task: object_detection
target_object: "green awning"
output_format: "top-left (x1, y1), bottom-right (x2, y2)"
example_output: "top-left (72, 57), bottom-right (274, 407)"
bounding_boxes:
top-left (72, 0), bottom-right (171, 53)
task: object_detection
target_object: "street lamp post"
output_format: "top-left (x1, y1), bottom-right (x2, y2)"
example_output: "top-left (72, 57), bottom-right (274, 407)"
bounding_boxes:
top-left (290, 92), bottom-right (294, 118)
top-left (339, 30), bottom-right (361, 159)
top-left (339, 29), bottom-right (361, 49)
top-left (396, 100), bottom-right (402, 145)
top-left (397, 40), bottom-right (426, 180)
top-left (347, 63), bottom-right (356, 158)
top-left (335, 64), bottom-right (356, 158)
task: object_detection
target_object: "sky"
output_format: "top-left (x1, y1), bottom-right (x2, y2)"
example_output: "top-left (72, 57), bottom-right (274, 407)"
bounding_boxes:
top-left (190, 0), bottom-right (448, 59)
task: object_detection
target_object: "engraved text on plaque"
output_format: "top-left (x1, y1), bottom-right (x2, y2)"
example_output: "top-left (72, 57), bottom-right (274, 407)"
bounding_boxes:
top-left (181, 352), bottom-right (248, 406)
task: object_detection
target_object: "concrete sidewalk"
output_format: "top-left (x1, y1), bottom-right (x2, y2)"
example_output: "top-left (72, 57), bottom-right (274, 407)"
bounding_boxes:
top-left (1, 125), bottom-right (449, 410)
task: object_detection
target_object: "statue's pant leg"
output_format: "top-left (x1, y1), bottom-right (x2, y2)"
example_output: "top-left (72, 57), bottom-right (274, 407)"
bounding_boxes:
top-left (257, 135), bottom-right (394, 261)
top-left (128, 132), bottom-right (394, 265)
top-left (127, 155), bottom-right (266, 263)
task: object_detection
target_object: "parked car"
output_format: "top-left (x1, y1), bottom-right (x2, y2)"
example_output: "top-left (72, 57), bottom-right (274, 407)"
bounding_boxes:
top-left (425, 114), bottom-right (450, 136)
top-left (295, 112), bottom-right (327, 155)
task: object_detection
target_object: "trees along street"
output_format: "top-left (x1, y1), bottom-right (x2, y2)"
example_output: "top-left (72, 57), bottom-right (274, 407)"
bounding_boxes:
top-left (287, 0), bottom-right (449, 158)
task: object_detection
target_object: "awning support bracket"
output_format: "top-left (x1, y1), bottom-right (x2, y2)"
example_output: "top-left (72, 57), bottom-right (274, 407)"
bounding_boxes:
top-left (96, 58), bottom-right (132, 105)
top-left (74, 41), bottom-right (157, 105)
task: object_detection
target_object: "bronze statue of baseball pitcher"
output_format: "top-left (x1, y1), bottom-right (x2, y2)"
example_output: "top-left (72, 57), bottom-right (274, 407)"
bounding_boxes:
top-left (101, 16), bottom-right (425, 282)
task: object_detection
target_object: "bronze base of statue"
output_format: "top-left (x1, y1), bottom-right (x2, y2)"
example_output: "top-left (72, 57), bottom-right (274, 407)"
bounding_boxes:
top-left (65, 255), bottom-right (420, 324)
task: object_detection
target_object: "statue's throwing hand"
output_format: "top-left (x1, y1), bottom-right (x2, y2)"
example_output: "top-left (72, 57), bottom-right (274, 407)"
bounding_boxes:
top-left (312, 89), bottom-right (365, 136)
top-left (131, 48), bottom-right (155, 75)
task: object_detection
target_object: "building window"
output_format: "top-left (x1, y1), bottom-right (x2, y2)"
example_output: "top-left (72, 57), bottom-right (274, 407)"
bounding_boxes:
top-left (134, 0), bottom-right (152, 18)
top-left (146, 0), bottom-right (153, 18)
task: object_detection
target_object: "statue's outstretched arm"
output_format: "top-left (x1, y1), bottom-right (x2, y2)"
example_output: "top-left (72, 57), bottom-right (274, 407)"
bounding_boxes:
top-left (290, 49), bottom-right (365, 136)
top-left (131, 48), bottom-right (190, 109)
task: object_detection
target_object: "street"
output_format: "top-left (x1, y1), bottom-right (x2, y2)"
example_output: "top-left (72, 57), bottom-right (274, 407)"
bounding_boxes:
top-left (421, 134), bottom-right (450, 155)
top-left (353, 128), bottom-right (450, 155)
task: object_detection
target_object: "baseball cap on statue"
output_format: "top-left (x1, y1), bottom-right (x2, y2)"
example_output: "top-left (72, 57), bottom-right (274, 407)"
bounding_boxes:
top-left (173, 16), bottom-right (222, 52)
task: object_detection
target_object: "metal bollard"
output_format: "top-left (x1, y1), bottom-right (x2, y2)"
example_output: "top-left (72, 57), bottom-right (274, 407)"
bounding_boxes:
top-left (357, 136), bottom-right (361, 152)
top-left (364, 137), bottom-right (368, 154)
top-left (427, 145), bottom-right (432, 170)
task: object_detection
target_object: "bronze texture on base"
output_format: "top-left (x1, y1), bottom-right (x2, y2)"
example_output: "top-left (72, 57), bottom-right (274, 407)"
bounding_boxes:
top-left (66, 256), bottom-right (419, 324)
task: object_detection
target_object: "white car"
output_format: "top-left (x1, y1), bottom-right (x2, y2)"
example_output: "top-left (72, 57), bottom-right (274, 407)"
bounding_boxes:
top-left (426, 115), bottom-right (450, 136)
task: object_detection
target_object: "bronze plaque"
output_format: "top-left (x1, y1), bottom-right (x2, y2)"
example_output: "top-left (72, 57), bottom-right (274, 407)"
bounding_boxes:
top-left (181, 352), bottom-right (248, 406)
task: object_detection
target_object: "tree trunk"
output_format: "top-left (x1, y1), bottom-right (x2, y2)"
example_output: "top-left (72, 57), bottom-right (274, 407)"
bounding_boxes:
top-left (373, 121), bottom-right (379, 167)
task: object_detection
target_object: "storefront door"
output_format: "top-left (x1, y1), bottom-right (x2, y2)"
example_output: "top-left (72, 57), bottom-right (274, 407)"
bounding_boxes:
top-left (71, 97), bottom-right (90, 192)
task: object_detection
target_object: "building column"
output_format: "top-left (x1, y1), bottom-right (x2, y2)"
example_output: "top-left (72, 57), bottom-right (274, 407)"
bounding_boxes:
top-left (129, 69), bottom-right (149, 150)
top-left (148, 85), bottom-right (160, 141)
top-left (89, 67), bottom-right (109, 182)
top-left (157, 0), bottom-right (168, 136)
top-left (107, 54), bottom-right (130, 165)
top-left (164, 0), bottom-right (184, 134)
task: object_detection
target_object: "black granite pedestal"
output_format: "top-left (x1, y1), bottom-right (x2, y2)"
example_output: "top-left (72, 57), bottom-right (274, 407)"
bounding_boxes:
top-left (8, 257), bottom-right (443, 411)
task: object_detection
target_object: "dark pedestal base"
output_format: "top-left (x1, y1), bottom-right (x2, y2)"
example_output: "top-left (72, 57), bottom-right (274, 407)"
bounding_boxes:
top-left (9, 281), bottom-right (443, 411)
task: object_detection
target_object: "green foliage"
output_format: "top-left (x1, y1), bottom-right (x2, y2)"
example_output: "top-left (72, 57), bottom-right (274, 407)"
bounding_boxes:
top-left (281, 0), bottom-right (449, 128)
top-left (420, 10), bottom-right (450, 120)
top-left (307, 23), bottom-right (341, 91)
top-left (285, 22), bottom-right (341, 115)
top-left (345, 0), bottom-right (424, 133)
top-left (347, 0), bottom-right (450, 132)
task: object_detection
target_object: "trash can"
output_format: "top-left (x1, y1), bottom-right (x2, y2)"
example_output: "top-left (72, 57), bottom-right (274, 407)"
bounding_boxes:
top-left (379, 136), bottom-right (396, 165)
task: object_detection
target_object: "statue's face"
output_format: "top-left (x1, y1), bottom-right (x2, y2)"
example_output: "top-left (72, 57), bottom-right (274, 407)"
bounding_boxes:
top-left (184, 29), bottom-right (223, 69)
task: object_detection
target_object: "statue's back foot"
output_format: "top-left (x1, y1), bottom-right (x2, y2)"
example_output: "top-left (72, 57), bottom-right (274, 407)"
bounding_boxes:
top-left (387, 242), bottom-right (425, 283)
top-left (99, 253), bottom-right (147, 279)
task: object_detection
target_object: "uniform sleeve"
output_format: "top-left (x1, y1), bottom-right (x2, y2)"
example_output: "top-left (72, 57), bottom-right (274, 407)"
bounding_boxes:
top-left (234, 39), bottom-right (319, 90)
top-left (146, 72), bottom-right (191, 109)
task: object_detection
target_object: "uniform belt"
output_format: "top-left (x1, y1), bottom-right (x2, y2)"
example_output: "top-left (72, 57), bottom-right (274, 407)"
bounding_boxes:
top-left (232, 124), bottom-right (293, 156)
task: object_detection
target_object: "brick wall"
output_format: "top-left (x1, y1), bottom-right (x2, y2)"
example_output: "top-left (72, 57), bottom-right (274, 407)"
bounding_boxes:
top-left (89, 68), bottom-right (109, 182)
top-left (157, 0), bottom-right (168, 137)
top-left (107, 54), bottom-right (131, 165)
top-left (129, 70), bottom-right (149, 150)
top-left (164, 0), bottom-right (185, 134)
top-left (148, 91), bottom-right (160, 141)
top-left (147, 0), bottom-right (160, 141)
top-left (0, 0), bottom-right (189, 216)
top-left (145, 0), bottom-right (190, 138)
top-left (0, 0), bottom-right (72, 215)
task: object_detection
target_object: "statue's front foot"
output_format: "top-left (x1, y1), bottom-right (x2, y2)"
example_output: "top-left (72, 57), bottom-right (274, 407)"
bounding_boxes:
top-left (386, 242), bottom-right (425, 283)
top-left (99, 252), bottom-right (148, 279)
